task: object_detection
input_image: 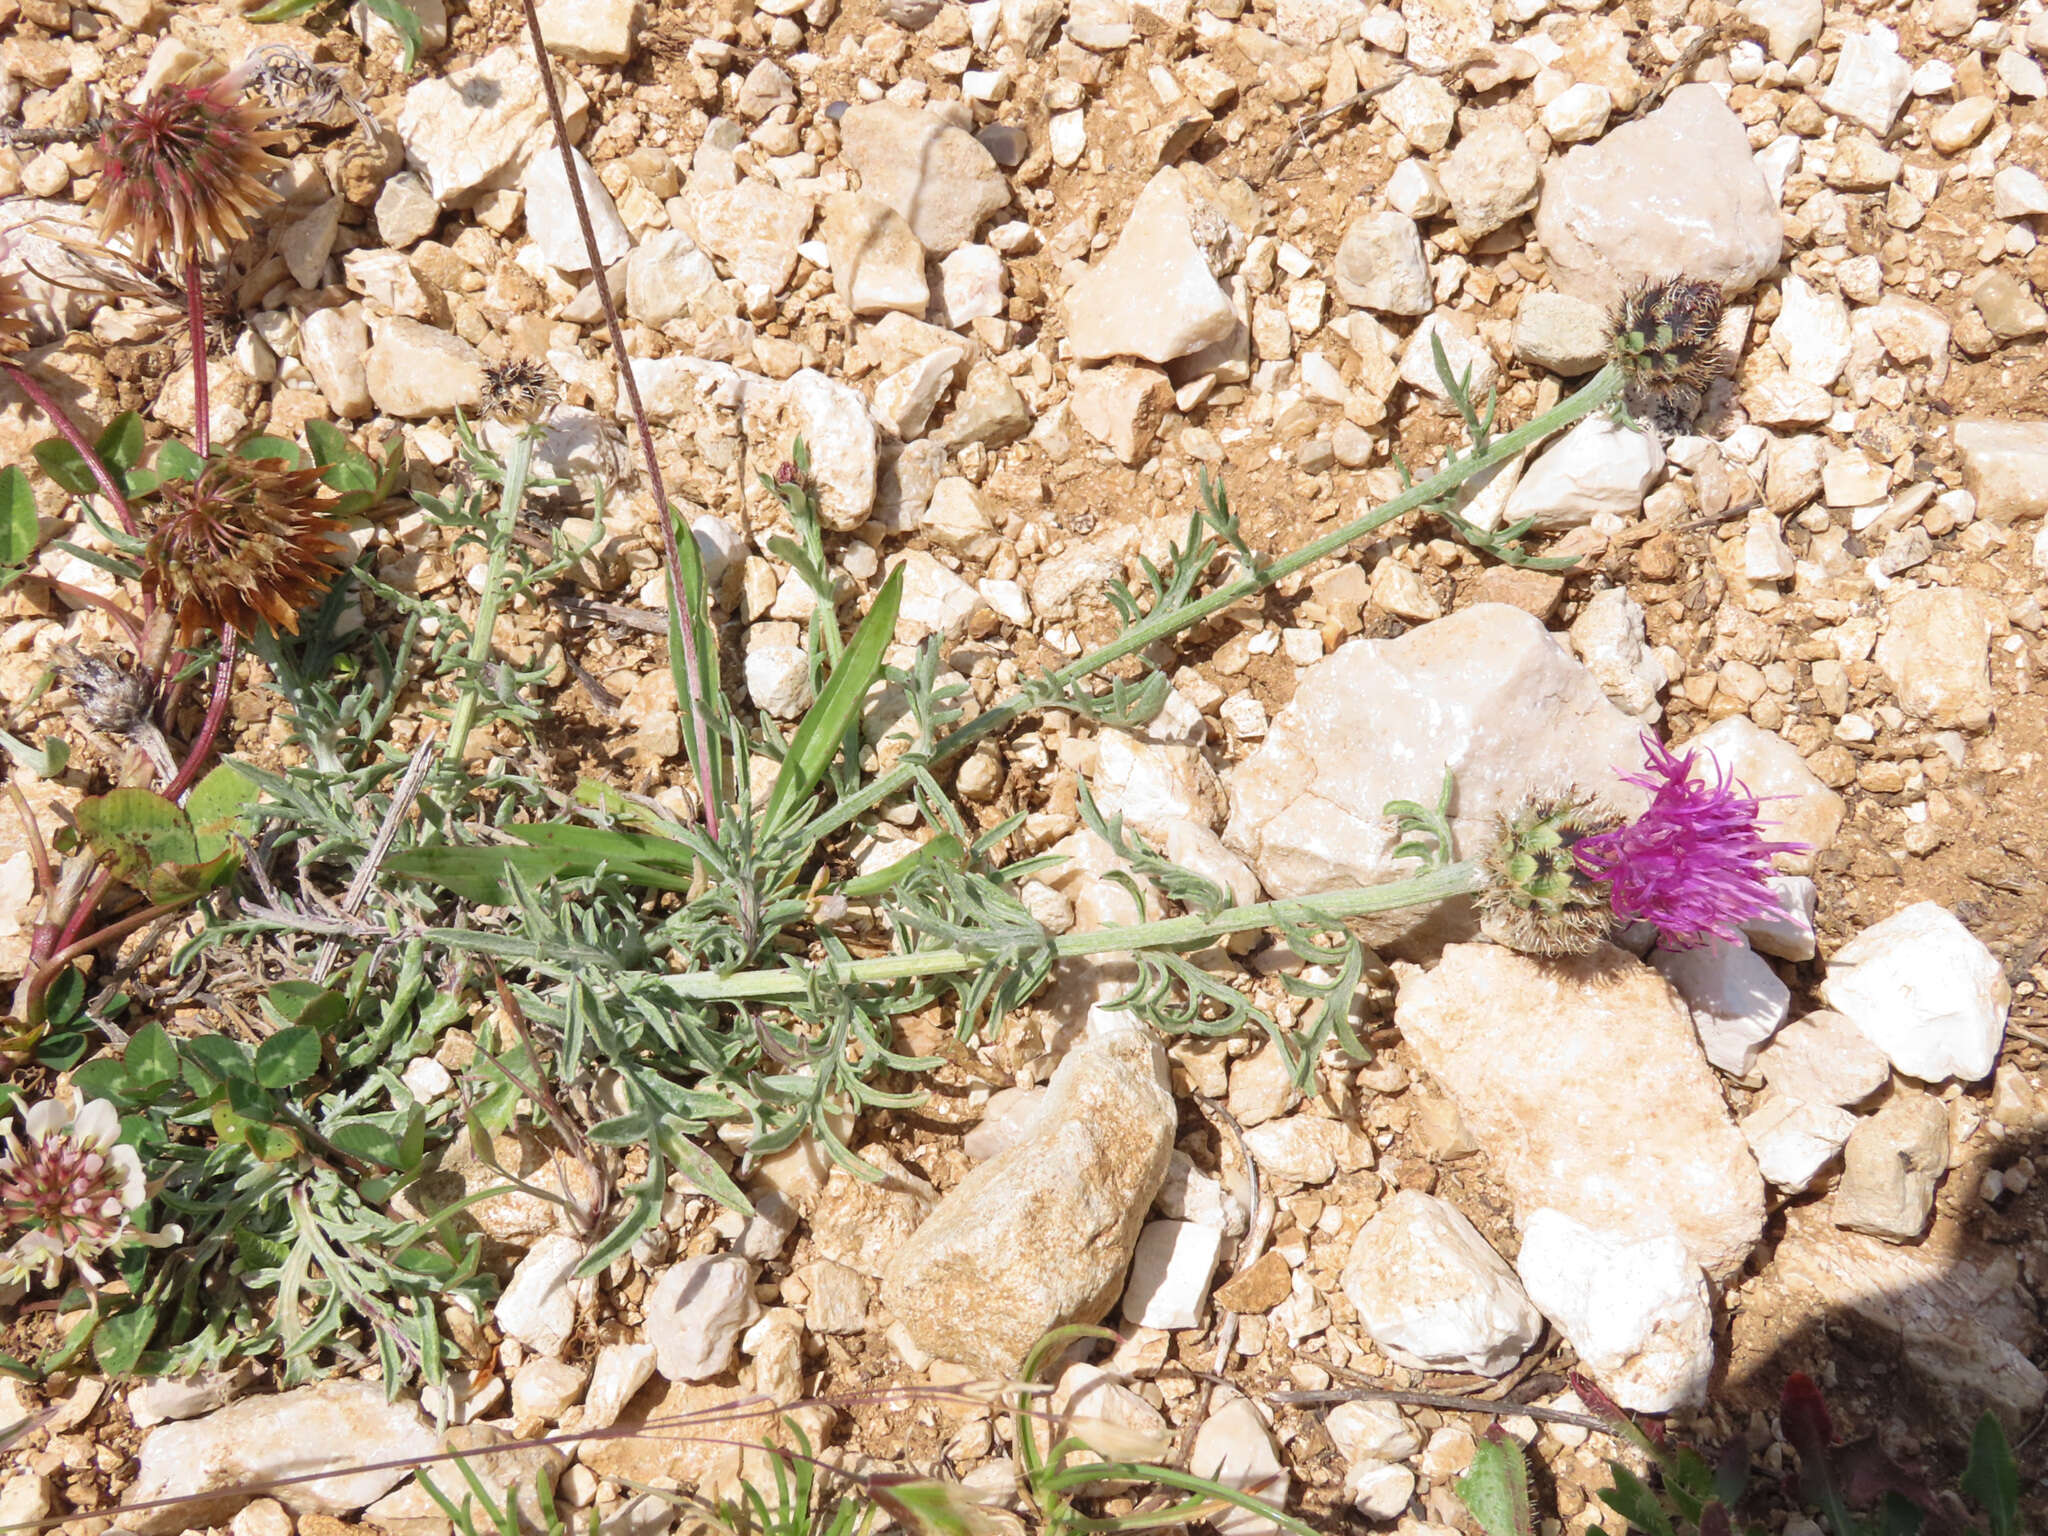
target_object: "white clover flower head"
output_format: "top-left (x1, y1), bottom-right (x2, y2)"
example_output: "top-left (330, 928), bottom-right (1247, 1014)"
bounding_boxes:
top-left (0, 1095), bottom-right (148, 1287)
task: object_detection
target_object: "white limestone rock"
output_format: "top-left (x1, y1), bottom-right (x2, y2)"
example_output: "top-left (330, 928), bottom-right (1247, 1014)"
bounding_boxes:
top-left (1333, 211), bottom-right (1432, 316)
top-left (124, 1383), bottom-right (437, 1534)
top-left (1651, 938), bottom-right (1791, 1077)
top-left (1517, 1209), bottom-right (1714, 1413)
top-left (1535, 84), bottom-right (1782, 304)
top-left (1740, 1090), bottom-right (1856, 1192)
top-left (1224, 605), bottom-right (1648, 954)
top-left (1820, 26), bottom-right (1914, 135)
top-left (1823, 902), bottom-right (2010, 1083)
top-left (1121, 1219), bottom-right (1224, 1330)
top-left (839, 103), bottom-right (1008, 254)
top-left (1502, 416), bottom-right (1664, 530)
top-left (645, 1256), bottom-right (761, 1380)
top-left (1341, 1190), bottom-right (1544, 1376)
top-left (1395, 943), bottom-right (1765, 1283)
top-left (494, 1233), bottom-right (585, 1357)
top-left (395, 46), bottom-right (588, 207)
top-left (1066, 169), bottom-right (1238, 364)
top-left (1757, 1011), bottom-right (1892, 1108)
top-left (880, 1030), bottom-right (1176, 1374)
top-left (522, 149), bottom-right (630, 272)
top-left (1569, 587), bottom-right (1665, 721)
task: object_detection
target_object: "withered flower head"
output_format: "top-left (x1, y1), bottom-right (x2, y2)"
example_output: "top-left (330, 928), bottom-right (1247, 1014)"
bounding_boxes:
top-left (479, 357), bottom-right (561, 426)
top-left (53, 644), bottom-right (157, 737)
top-left (1477, 793), bottom-right (1618, 958)
top-left (1609, 277), bottom-right (1726, 434)
top-left (142, 454), bottom-right (347, 644)
top-left (91, 76), bottom-right (288, 272)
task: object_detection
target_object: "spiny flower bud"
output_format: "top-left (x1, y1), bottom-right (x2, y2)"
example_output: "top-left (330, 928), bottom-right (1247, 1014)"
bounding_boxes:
top-left (91, 76), bottom-right (288, 271)
top-left (479, 356), bottom-right (561, 426)
top-left (1477, 794), bottom-right (1617, 958)
top-left (1609, 277), bottom-right (1725, 434)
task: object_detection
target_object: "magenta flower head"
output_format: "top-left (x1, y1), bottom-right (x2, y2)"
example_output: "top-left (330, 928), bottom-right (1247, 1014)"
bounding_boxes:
top-left (1573, 733), bottom-right (1807, 949)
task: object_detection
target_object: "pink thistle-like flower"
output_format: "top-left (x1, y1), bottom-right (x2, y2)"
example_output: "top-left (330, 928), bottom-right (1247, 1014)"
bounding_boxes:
top-left (1573, 732), bottom-right (1806, 949)
top-left (0, 1096), bottom-right (147, 1287)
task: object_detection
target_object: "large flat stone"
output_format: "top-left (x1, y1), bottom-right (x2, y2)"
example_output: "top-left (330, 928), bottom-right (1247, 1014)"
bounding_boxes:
top-left (1535, 84), bottom-right (1782, 305)
top-left (1394, 942), bottom-right (1765, 1283)
top-left (1222, 604), bottom-right (1648, 954)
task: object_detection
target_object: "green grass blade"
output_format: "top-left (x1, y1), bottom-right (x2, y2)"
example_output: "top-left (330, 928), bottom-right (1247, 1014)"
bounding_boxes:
top-left (760, 565), bottom-right (902, 841)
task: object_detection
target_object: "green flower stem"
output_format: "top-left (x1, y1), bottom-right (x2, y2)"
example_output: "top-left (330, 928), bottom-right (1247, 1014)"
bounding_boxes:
top-left (442, 428), bottom-right (536, 768)
top-left (668, 858), bottom-right (1483, 1002)
top-left (802, 365), bottom-right (1626, 849)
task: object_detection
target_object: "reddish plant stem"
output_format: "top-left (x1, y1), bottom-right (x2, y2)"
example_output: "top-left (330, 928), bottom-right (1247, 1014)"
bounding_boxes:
top-left (1, 361), bottom-right (139, 539)
top-left (21, 894), bottom-right (183, 1023)
top-left (164, 625), bottom-right (237, 802)
top-left (47, 867), bottom-right (112, 965)
top-left (185, 258), bottom-right (211, 457)
top-left (515, 0), bottom-right (721, 839)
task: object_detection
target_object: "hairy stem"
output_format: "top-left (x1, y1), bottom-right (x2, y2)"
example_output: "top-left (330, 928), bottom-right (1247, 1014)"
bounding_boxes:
top-left (443, 433), bottom-right (533, 767)
top-left (164, 626), bottom-right (238, 801)
top-left (1, 361), bottom-right (139, 538)
top-left (514, 0), bottom-right (721, 838)
top-left (803, 366), bottom-right (1626, 848)
top-left (186, 258), bottom-right (211, 458)
top-left (665, 859), bottom-right (1483, 1002)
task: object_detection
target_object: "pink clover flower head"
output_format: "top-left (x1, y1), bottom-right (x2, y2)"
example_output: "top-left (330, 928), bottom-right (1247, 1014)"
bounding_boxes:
top-left (1573, 732), bottom-right (1807, 949)
top-left (0, 1095), bottom-right (147, 1287)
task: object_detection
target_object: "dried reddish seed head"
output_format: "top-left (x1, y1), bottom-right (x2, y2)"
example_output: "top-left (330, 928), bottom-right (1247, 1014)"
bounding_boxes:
top-left (141, 455), bottom-right (347, 645)
top-left (90, 77), bottom-right (287, 272)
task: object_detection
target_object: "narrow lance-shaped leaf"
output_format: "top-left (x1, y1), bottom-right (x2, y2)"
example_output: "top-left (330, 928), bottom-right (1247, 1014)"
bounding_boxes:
top-left (1960, 1412), bottom-right (2019, 1536)
top-left (760, 563), bottom-right (904, 841)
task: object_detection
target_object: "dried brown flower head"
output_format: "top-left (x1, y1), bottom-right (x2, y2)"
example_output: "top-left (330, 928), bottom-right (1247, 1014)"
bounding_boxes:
top-left (141, 455), bottom-right (347, 644)
top-left (1609, 277), bottom-right (1726, 434)
top-left (53, 644), bottom-right (156, 736)
top-left (479, 357), bottom-right (560, 426)
top-left (90, 77), bottom-right (288, 272)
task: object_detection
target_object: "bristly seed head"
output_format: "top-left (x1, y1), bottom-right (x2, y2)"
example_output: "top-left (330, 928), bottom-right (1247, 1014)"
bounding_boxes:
top-left (141, 454), bottom-right (347, 645)
top-left (479, 357), bottom-right (561, 426)
top-left (1609, 277), bottom-right (1726, 434)
top-left (90, 76), bottom-right (287, 272)
top-left (53, 644), bottom-right (157, 737)
top-left (1477, 794), bottom-right (1618, 958)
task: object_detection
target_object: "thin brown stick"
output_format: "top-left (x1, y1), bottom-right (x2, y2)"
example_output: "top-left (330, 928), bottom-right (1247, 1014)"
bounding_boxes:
top-left (310, 732), bottom-right (438, 983)
top-left (1267, 1387), bottom-right (1616, 1434)
top-left (513, 0), bottom-right (721, 838)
